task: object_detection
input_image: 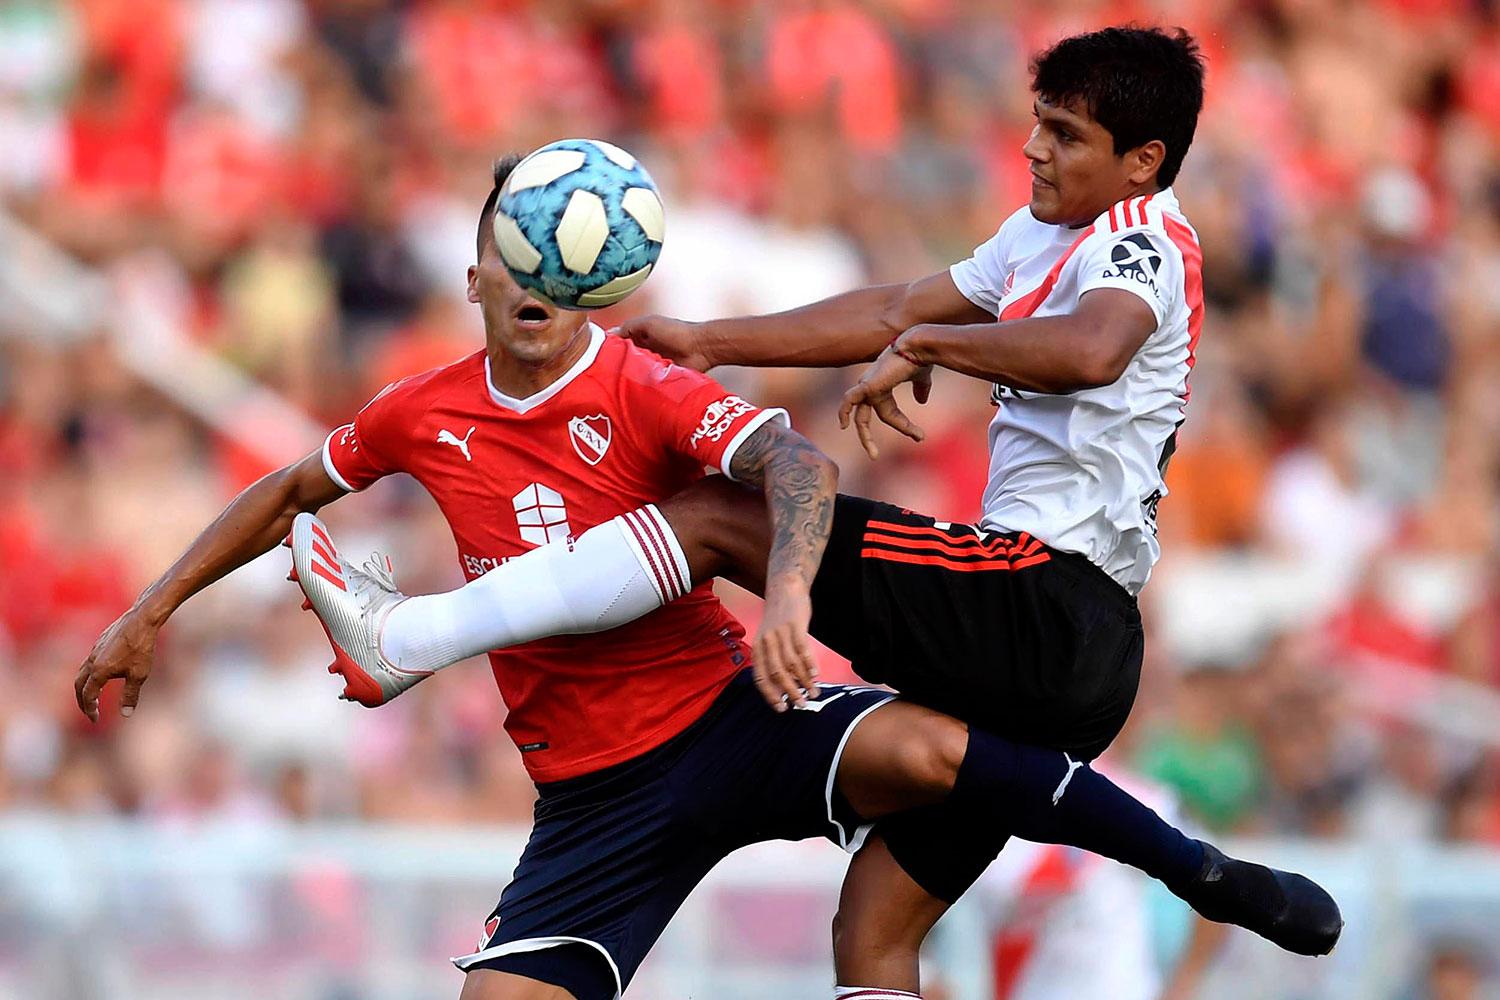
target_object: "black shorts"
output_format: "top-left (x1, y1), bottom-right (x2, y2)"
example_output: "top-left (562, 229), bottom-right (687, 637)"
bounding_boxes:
top-left (450, 669), bottom-right (893, 999)
top-left (809, 496), bottom-right (1144, 762)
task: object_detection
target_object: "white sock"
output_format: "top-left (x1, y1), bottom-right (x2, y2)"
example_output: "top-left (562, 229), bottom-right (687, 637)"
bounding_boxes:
top-left (834, 989), bottom-right (921, 999)
top-left (380, 505), bottom-right (691, 673)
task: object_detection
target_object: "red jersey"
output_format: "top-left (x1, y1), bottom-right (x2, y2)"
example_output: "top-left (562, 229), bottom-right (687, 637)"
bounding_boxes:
top-left (323, 326), bottom-right (786, 782)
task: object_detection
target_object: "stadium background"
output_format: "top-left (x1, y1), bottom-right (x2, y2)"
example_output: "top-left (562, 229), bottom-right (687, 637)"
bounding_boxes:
top-left (2, 0), bottom-right (1500, 997)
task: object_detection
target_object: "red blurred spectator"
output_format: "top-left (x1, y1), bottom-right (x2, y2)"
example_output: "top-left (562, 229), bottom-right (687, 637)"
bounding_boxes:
top-left (766, 1), bottom-right (902, 153)
top-left (631, 0), bottom-right (724, 137)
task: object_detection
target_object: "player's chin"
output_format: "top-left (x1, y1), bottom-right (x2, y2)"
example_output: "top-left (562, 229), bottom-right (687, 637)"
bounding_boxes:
top-left (1028, 184), bottom-right (1063, 223)
top-left (502, 336), bottom-right (562, 364)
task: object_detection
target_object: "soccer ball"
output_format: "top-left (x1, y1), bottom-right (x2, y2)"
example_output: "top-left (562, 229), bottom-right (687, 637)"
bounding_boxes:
top-left (493, 138), bottom-right (666, 310)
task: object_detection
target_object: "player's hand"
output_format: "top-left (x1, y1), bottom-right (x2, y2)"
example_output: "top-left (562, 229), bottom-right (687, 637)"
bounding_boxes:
top-left (753, 577), bottom-right (819, 712)
top-left (838, 347), bottom-right (930, 460)
top-left (75, 607), bottom-right (160, 722)
top-left (612, 315), bottom-right (713, 372)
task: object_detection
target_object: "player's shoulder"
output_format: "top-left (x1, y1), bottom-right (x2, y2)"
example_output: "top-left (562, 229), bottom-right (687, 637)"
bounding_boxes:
top-left (1078, 190), bottom-right (1202, 281)
top-left (984, 204), bottom-right (1044, 253)
top-left (1085, 189), bottom-right (1195, 247)
top-left (362, 350), bottom-right (486, 416)
top-left (611, 333), bottom-right (721, 402)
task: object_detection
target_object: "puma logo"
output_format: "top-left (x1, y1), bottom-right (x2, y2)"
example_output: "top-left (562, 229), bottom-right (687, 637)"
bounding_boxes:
top-left (1052, 753), bottom-right (1085, 805)
top-left (437, 426), bottom-right (476, 462)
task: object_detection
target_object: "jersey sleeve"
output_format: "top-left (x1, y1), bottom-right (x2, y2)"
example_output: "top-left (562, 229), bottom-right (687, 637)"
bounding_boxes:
top-left (648, 364), bottom-right (790, 480)
top-left (321, 382), bottom-right (410, 492)
top-left (1075, 227), bottom-right (1176, 328)
top-left (948, 208), bottom-right (1026, 315)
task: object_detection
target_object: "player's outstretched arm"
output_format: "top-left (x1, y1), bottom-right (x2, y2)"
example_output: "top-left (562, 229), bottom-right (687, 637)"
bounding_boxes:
top-left (74, 450), bottom-right (346, 722)
top-left (896, 288), bottom-right (1156, 393)
top-left (617, 272), bottom-right (992, 371)
top-left (725, 422), bottom-right (839, 711)
top-left (839, 289), bottom-right (1158, 457)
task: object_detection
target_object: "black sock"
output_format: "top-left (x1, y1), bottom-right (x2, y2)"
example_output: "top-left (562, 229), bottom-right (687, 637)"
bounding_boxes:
top-left (950, 727), bottom-right (1204, 886)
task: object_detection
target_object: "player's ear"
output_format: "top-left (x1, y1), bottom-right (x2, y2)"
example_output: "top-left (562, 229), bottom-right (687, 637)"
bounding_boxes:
top-left (466, 265), bottom-right (480, 304)
top-left (1127, 140), bottom-right (1166, 187)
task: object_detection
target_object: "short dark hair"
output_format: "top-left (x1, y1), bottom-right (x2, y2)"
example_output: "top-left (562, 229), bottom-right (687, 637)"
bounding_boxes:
top-left (477, 154), bottom-right (523, 262)
top-left (1030, 26), bottom-right (1205, 187)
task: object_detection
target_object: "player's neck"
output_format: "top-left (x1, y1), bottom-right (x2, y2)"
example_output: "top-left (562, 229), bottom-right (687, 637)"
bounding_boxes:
top-left (485, 326), bottom-right (595, 399)
top-left (1067, 183), bottom-right (1165, 229)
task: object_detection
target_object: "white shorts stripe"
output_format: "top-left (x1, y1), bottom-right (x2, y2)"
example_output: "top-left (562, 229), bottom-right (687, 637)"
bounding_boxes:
top-left (451, 935), bottom-right (623, 999)
top-left (825, 695), bottom-right (896, 852)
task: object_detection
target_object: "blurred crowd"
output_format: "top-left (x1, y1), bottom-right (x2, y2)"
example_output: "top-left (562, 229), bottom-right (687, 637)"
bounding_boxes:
top-left (3, 0), bottom-right (1500, 985)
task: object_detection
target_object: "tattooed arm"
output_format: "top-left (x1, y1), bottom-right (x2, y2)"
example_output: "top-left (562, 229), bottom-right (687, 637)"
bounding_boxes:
top-left (728, 421), bottom-right (839, 711)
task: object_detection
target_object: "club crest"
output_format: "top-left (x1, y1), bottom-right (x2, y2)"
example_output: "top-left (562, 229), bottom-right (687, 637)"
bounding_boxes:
top-left (568, 414), bottom-right (612, 465)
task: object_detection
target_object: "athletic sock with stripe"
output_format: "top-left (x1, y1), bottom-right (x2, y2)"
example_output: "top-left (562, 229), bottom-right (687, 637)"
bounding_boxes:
top-left (380, 504), bottom-right (689, 673)
top-left (833, 989), bottom-right (920, 999)
top-left (948, 728), bottom-right (1205, 888)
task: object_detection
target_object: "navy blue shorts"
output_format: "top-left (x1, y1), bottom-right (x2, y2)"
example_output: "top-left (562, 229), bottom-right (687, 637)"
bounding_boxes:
top-left (450, 669), bottom-right (892, 999)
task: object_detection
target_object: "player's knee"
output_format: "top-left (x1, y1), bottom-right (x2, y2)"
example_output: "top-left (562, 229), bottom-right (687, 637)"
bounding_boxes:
top-left (891, 717), bottom-right (969, 798)
top-left (659, 477), bottom-right (765, 574)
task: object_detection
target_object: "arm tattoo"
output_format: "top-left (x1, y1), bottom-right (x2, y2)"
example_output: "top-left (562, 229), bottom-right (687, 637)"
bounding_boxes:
top-left (728, 423), bottom-right (838, 589)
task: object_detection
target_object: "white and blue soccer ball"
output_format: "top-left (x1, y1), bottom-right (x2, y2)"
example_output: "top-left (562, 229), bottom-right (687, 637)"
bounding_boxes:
top-left (493, 138), bottom-right (665, 310)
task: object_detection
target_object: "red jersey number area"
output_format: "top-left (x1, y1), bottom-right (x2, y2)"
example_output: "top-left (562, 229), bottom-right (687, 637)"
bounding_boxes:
top-left (324, 327), bottom-right (788, 782)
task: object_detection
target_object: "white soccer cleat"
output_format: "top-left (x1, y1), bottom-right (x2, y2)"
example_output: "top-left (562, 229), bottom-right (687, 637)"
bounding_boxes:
top-left (285, 512), bottom-right (431, 707)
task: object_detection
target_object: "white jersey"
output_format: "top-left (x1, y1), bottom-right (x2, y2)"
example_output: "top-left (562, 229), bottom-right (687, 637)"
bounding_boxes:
top-left (949, 188), bottom-right (1203, 595)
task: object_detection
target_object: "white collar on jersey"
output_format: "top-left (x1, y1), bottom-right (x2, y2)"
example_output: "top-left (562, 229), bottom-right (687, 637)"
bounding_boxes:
top-left (1053, 186), bottom-right (1180, 230)
top-left (484, 322), bottom-right (606, 415)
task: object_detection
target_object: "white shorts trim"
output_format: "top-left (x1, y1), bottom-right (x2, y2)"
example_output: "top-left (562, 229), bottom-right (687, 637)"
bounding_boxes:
top-left (451, 934), bottom-right (623, 999)
top-left (824, 694), bottom-right (895, 853)
top-left (321, 426), bottom-right (358, 493)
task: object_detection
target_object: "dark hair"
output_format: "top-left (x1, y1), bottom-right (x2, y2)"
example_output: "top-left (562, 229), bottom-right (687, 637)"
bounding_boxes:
top-left (476, 154), bottom-right (523, 261)
top-left (1030, 26), bottom-right (1205, 187)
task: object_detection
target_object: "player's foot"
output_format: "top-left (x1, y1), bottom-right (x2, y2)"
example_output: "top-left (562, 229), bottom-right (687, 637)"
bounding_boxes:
top-left (1173, 842), bottom-right (1343, 956)
top-left (286, 512), bottom-right (431, 707)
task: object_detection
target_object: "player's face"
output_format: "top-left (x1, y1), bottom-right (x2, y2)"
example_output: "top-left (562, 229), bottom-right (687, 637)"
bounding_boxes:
top-left (468, 236), bottom-right (591, 364)
top-left (1023, 97), bottom-right (1159, 227)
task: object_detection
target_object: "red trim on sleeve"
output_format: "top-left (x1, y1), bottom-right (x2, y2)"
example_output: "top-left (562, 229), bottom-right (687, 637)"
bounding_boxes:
top-left (1162, 216), bottom-right (1204, 399)
top-left (998, 225), bottom-right (1095, 322)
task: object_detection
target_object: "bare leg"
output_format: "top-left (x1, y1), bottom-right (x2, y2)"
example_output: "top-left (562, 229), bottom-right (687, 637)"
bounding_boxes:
top-left (829, 702), bottom-right (972, 994)
top-left (458, 970), bottom-right (578, 1000)
top-left (833, 836), bottom-right (950, 993)
top-left (654, 475), bottom-right (774, 594)
top-left (834, 701), bottom-right (968, 816)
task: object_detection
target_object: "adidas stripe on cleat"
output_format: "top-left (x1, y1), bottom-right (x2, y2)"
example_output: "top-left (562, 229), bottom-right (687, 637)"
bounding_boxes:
top-left (288, 512), bottom-right (432, 707)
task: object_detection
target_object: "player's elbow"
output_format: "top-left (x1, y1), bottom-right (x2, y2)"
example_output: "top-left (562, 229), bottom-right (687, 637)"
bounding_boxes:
top-left (1072, 355), bottom-right (1129, 390)
top-left (875, 283), bottom-right (922, 352)
top-left (812, 447), bottom-right (839, 486)
top-left (1069, 335), bottom-right (1135, 390)
top-left (772, 444), bottom-right (838, 499)
top-left (808, 450), bottom-right (840, 500)
top-left (283, 451), bottom-right (345, 514)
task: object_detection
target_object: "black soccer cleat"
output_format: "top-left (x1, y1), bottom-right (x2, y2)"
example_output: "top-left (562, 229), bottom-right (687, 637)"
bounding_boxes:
top-left (1173, 842), bottom-right (1343, 956)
